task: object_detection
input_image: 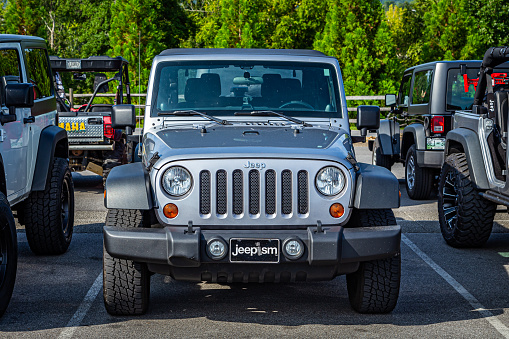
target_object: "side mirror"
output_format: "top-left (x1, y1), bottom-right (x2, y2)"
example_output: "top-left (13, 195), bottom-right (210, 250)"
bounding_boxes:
top-left (5, 83), bottom-right (34, 108)
top-left (2, 83), bottom-right (34, 125)
top-left (385, 94), bottom-right (397, 106)
top-left (94, 73), bottom-right (109, 93)
top-left (111, 104), bottom-right (135, 134)
top-left (356, 105), bottom-right (380, 138)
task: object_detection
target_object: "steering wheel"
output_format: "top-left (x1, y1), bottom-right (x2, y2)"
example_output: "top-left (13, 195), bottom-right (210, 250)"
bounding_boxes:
top-left (279, 100), bottom-right (314, 110)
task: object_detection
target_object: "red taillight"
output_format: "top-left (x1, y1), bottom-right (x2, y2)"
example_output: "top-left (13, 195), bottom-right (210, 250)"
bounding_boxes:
top-left (431, 116), bottom-right (444, 134)
top-left (103, 116), bottom-right (115, 139)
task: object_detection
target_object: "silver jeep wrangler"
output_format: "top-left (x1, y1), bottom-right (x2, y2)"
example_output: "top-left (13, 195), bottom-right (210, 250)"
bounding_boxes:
top-left (103, 49), bottom-right (401, 315)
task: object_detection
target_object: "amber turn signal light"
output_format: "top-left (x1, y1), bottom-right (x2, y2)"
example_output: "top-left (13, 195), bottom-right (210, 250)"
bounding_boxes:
top-left (163, 203), bottom-right (178, 218)
top-left (329, 203), bottom-right (344, 218)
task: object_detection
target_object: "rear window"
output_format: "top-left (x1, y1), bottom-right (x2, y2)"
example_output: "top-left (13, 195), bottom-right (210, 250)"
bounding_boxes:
top-left (446, 68), bottom-right (509, 111)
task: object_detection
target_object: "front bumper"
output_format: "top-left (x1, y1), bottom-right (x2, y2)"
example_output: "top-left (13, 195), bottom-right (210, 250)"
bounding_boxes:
top-left (103, 224), bottom-right (401, 281)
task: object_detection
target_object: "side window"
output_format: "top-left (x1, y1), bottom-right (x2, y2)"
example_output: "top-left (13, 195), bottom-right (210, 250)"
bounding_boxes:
top-left (0, 49), bottom-right (21, 106)
top-left (412, 70), bottom-right (433, 105)
top-left (24, 48), bottom-right (52, 99)
top-left (398, 74), bottom-right (411, 106)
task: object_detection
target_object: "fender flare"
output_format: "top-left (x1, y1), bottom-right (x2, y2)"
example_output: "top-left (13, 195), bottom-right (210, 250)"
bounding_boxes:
top-left (353, 163), bottom-right (400, 209)
top-left (105, 162), bottom-right (153, 210)
top-left (376, 119), bottom-right (400, 156)
top-left (32, 125), bottom-right (69, 191)
top-left (401, 123), bottom-right (425, 159)
top-left (445, 128), bottom-right (490, 189)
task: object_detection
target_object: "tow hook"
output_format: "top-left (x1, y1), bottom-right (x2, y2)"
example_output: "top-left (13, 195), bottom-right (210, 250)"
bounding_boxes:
top-left (316, 220), bottom-right (324, 233)
top-left (186, 221), bottom-right (195, 234)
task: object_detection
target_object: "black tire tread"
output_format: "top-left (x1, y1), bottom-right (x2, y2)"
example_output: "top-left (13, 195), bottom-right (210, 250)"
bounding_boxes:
top-left (406, 145), bottom-right (434, 200)
top-left (346, 208), bottom-right (400, 313)
top-left (347, 208), bottom-right (397, 228)
top-left (103, 209), bottom-right (150, 315)
top-left (438, 153), bottom-right (496, 247)
top-left (24, 158), bottom-right (74, 255)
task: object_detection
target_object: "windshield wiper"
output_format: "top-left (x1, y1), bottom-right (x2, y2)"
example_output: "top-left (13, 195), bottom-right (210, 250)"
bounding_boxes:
top-left (159, 110), bottom-right (231, 125)
top-left (234, 110), bottom-right (312, 127)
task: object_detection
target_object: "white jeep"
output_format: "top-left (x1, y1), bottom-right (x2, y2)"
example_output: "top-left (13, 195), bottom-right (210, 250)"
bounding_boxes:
top-left (0, 34), bottom-right (74, 317)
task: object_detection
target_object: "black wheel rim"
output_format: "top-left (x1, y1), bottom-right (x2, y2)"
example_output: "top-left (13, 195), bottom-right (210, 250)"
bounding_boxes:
top-left (442, 169), bottom-right (458, 230)
top-left (61, 176), bottom-right (71, 237)
top-left (0, 220), bottom-right (9, 289)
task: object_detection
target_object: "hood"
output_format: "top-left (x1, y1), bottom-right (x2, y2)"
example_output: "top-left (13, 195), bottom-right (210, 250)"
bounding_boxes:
top-left (155, 125), bottom-right (339, 149)
top-left (144, 124), bottom-right (356, 170)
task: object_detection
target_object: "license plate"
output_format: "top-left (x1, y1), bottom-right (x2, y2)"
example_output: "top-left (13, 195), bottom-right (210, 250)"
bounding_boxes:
top-left (229, 238), bottom-right (280, 263)
top-left (66, 60), bottom-right (81, 70)
top-left (426, 137), bottom-right (445, 150)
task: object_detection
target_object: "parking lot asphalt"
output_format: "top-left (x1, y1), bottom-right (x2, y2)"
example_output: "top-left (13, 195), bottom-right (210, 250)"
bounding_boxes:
top-left (2, 144), bottom-right (509, 338)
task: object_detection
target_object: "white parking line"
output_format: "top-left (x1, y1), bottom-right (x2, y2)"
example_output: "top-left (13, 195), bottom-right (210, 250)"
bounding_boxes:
top-left (402, 234), bottom-right (509, 338)
top-left (58, 272), bottom-right (103, 339)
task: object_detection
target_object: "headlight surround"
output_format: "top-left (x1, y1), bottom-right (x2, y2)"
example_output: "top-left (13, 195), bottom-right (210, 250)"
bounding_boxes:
top-left (315, 166), bottom-right (345, 196)
top-left (162, 166), bottom-right (193, 196)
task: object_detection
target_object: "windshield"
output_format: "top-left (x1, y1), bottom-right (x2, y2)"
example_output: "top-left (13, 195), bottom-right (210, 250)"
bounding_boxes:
top-left (447, 67), bottom-right (509, 110)
top-left (151, 61), bottom-right (341, 118)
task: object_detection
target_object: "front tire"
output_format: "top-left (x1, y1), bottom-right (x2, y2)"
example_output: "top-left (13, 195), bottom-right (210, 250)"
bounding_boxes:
top-left (346, 209), bottom-right (400, 313)
top-left (405, 145), bottom-right (433, 200)
top-left (103, 209), bottom-right (150, 315)
top-left (24, 158), bottom-right (74, 255)
top-left (438, 153), bottom-right (496, 247)
top-left (0, 193), bottom-right (17, 318)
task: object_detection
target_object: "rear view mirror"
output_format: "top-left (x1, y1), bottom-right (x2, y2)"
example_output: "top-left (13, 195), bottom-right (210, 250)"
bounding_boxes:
top-left (385, 94), bottom-right (397, 106)
top-left (111, 104), bottom-right (135, 134)
top-left (356, 105), bottom-right (380, 138)
top-left (94, 73), bottom-right (109, 93)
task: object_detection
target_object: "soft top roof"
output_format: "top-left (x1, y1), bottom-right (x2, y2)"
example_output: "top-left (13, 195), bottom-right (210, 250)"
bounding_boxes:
top-left (50, 56), bottom-right (128, 72)
top-left (0, 34), bottom-right (45, 43)
top-left (158, 48), bottom-right (328, 58)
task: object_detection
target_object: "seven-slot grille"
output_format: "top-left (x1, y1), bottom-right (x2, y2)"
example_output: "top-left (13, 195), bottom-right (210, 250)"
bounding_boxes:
top-left (199, 169), bottom-right (309, 217)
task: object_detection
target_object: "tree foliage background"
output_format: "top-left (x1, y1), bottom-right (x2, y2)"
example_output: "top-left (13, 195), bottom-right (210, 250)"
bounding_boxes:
top-left (0, 0), bottom-right (507, 97)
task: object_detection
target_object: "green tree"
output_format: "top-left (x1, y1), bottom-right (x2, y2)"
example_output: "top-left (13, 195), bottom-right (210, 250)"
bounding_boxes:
top-left (109, 0), bottom-right (191, 94)
top-left (314, 0), bottom-right (401, 98)
top-left (270, 0), bottom-right (328, 49)
top-left (194, 0), bottom-right (272, 48)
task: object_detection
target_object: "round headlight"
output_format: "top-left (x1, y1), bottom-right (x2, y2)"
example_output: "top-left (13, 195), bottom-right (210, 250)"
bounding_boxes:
top-left (315, 166), bottom-right (345, 196)
top-left (162, 166), bottom-right (192, 196)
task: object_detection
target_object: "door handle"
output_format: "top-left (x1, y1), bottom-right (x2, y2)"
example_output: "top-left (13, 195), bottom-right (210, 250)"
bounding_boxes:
top-left (24, 116), bottom-right (35, 124)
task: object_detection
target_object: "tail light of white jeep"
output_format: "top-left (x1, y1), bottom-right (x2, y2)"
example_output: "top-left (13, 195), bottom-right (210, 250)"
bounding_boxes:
top-left (431, 116), bottom-right (444, 134)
